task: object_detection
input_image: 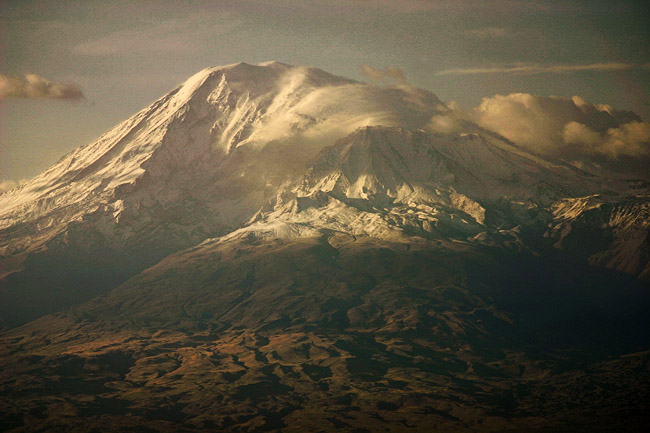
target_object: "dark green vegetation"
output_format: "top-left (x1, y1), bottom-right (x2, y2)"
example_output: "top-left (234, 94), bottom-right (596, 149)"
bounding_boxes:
top-left (2, 233), bottom-right (649, 432)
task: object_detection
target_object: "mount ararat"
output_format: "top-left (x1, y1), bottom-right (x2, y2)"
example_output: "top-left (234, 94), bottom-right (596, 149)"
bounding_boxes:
top-left (1, 62), bottom-right (649, 432)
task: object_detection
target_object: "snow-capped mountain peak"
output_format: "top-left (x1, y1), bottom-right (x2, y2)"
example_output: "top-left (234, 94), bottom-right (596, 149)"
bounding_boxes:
top-left (1, 62), bottom-right (448, 223)
top-left (1, 62), bottom-right (647, 327)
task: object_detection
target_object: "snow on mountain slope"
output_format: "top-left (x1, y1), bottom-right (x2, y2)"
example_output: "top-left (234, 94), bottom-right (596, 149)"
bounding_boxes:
top-left (1, 61), bottom-right (648, 327)
top-left (0, 62), bottom-right (446, 255)
top-left (278, 123), bottom-right (627, 244)
top-left (296, 126), bottom-right (612, 204)
top-left (222, 126), bottom-right (617, 245)
top-left (549, 194), bottom-right (650, 280)
top-left (0, 61), bottom-right (628, 251)
top-left (2, 62), bottom-right (650, 433)
top-left (0, 61), bottom-right (453, 325)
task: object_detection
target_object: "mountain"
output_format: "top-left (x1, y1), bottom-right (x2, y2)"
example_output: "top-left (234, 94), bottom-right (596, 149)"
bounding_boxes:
top-left (0, 61), bottom-right (445, 326)
top-left (549, 195), bottom-right (650, 279)
top-left (1, 62), bottom-right (649, 432)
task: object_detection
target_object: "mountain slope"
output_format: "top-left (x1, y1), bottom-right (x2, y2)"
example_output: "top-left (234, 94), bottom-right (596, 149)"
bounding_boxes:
top-left (1, 61), bottom-right (649, 432)
top-left (549, 195), bottom-right (650, 279)
top-left (2, 231), bottom-right (649, 432)
top-left (0, 62), bottom-right (448, 326)
top-left (3, 61), bottom-right (624, 327)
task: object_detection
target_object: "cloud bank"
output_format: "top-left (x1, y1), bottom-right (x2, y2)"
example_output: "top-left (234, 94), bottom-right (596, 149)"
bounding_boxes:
top-left (0, 74), bottom-right (84, 100)
top-left (468, 93), bottom-right (650, 178)
top-left (473, 93), bottom-right (644, 156)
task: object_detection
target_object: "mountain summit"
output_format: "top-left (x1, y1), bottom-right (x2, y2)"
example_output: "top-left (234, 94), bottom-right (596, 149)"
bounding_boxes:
top-left (0, 61), bottom-right (443, 226)
top-left (0, 61), bottom-right (450, 323)
top-left (1, 62), bottom-right (649, 432)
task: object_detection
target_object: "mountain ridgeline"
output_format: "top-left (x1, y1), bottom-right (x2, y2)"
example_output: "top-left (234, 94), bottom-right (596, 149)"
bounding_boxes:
top-left (1, 62), bottom-right (649, 432)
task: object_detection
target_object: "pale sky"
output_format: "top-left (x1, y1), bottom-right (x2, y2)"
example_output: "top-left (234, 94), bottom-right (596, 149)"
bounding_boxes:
top-left (1, 0), bottom-right (649, 182)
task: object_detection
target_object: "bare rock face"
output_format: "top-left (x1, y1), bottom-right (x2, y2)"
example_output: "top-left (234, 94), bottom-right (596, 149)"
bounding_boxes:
top-left (549, 195), bottom-right (650, 281)
top-left (1, 62), bottom-right (649, 432)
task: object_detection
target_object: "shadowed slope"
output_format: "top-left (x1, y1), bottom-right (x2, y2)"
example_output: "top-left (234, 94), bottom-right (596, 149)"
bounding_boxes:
top-left (1, 232), bottom-right (649, 432)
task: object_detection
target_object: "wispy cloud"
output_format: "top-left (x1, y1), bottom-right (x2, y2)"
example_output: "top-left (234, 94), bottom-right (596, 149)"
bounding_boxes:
top-left (437, 63), bottom-right (650, 76)
top-left (341, 0), bottom-right (551, 13)
top-left (0, 74), bottom-right (83, 100)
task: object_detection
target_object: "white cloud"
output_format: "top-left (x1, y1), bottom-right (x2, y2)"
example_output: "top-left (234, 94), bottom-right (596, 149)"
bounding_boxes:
top-left (601, 121), bottom-right (650, 158)
top-left (562, 121), bottom-right (601, 148)
top-left (473, 93), bottom-right (580, 154)
top-left (0, 74), bottom-right (83, 100)
top-left (468, 92), bottom-right (650, 177)
top-left (437, 63), bottom-right (650, 76)
top-left (428, 114), bottom-right (461, 134)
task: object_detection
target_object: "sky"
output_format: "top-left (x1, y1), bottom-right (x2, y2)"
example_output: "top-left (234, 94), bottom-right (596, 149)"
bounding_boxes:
top-left (1, 0), bottom-right (649, 185)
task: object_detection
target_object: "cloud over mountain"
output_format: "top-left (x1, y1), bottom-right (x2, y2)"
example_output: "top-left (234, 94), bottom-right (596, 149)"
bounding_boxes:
top-left (426, 92), bottom-right (650, 178)
top-left (474, 93), bottom-right (647, 152)
top-left (0, 179), bottom-right (27, 194)
top-left (562, 119), bottom-right (650, 158)
top-left (0, 74), bottom-right (83, 100)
